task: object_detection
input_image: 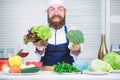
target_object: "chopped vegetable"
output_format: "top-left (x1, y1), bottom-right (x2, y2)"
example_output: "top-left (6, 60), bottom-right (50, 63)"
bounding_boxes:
top-left (54, 62), bottom-right (80, 74)
top-left (103, 52), bottom-right (120, 70)
top-left (66, 30), bottom-right (84, 49)
top-left (87, 59), bottom-right (113, 72)
top-left (24, 25), bottom-right (52, 44)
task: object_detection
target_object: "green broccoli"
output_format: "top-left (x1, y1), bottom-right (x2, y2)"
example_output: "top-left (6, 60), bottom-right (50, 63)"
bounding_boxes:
top-left (66, 30), bottom-right (84, 49)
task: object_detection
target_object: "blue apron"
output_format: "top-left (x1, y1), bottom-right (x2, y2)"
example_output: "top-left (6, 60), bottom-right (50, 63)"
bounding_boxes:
top-left (41, 26), bottom-right (74, 66)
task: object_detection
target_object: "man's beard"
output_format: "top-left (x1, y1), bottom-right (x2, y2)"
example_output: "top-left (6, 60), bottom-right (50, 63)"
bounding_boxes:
top-left (48, 15), bottom-right (65, 30)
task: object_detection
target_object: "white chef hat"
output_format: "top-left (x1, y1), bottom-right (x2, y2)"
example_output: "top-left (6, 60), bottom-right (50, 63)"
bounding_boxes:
top-left (48, 0), bottom-right (65, 8)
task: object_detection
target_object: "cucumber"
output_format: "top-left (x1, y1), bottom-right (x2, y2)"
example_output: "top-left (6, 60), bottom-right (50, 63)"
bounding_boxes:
top-left (20, 67), bottom-right (40, 73)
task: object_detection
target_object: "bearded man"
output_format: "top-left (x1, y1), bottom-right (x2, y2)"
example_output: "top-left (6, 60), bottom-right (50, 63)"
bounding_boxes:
top-left (35, 0), bottom-right (81, 66)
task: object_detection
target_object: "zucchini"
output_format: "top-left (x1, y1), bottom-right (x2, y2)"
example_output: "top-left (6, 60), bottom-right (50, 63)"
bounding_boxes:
top-left (20, 67), bottom-right (40, 73)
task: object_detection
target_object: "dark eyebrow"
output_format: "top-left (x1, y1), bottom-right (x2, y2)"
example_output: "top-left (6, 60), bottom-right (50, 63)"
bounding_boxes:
top-left (48, 7), bottom-right (54, 9)
top-left (47, 6), bottom-right (66, 11)
top-left (58, 6), bottom-right (64, 9)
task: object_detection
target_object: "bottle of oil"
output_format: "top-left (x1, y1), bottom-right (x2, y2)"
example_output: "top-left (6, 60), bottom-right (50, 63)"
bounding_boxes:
top-left (98, 34), bottom-right (108, 60)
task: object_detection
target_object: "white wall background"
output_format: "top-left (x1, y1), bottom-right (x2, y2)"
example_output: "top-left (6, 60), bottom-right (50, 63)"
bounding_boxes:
top-left (0, 0), bottom-right (120, 62)
top-left (110, 0), bottom-right (120, 44)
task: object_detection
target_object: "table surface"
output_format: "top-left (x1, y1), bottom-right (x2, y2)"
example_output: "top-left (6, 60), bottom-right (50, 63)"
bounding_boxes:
top-left (0, 71), bottom-right (120, 80)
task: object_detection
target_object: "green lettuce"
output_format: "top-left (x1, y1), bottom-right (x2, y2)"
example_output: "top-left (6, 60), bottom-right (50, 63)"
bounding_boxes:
top-left (88, 59), bottom-right (113, 72)
top-left (31, 25), bottom-right (52, 40)
top-left (103, 52), bottom-right (120, 70)
top-left (24, 25), bottom-right (52, 44)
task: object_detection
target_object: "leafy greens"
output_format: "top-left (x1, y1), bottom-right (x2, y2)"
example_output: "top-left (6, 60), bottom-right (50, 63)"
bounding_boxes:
top-left (54, 62), bottom-right (80, 74)
top-left (24, 25), bottom-right (52, 44)
top-left (103, 52), bottom-right (120, 70)
top-left (87, 59), bottom-right (113, 72)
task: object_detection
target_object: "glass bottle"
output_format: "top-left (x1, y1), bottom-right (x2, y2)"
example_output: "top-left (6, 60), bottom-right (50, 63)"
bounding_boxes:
top-left (98, 34), bottom-right (108, 60)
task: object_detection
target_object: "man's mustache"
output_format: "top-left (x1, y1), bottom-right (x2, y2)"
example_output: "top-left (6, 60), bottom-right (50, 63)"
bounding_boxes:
top-left (51, 15), bottom-right (62, 19)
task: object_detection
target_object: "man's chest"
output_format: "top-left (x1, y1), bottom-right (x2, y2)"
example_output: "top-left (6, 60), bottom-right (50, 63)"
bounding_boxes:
top-left (48, 30), bottom-right (67, 45)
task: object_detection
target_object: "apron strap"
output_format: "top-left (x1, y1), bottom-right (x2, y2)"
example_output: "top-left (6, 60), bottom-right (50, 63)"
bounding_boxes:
top-left (64, 25), bottom-right (69, 43)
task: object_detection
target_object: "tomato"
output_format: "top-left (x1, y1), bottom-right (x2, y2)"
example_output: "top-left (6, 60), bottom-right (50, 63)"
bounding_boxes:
top-left (9, 66), bottom-right (20, 73)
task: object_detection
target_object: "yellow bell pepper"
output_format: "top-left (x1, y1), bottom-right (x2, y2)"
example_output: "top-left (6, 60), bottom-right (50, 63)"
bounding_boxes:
top-left (8, 55), bottom-right (22, 67)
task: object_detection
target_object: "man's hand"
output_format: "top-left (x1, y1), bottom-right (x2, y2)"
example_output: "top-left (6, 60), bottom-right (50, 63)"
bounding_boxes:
top-left (71, 44), bottom-right (80, 52)
top-left (34, 40), bottom-right (48, 52)
top-left (71, 44), bottom-right (81, 55)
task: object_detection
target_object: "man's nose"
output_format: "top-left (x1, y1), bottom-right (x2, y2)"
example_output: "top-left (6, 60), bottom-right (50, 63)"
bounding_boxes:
top-left (54, 11), bottom-right (58, 15)
top-left (54, 9), bottom-right (59, 15)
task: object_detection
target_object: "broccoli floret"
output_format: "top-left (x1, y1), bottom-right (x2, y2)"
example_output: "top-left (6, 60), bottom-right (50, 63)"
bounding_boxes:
top-left (66, 30), bottom-right (84, 49)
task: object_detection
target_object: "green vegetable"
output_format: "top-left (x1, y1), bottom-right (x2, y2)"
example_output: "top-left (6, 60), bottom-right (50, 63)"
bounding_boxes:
top-left (66, 30), bottom-right (84, 49)
top-left (31, 25), bottom-right (52, 40)
top-left (103, 52), bottom-right (120, 70)
top-left (24, 25), bottom-right (52, 44)
top-left (54, 62), bottom-right (80, 74)
top-left (20, 67), bottom-right (40, 73)
top-left (88, 59), bottom-right (113, 72)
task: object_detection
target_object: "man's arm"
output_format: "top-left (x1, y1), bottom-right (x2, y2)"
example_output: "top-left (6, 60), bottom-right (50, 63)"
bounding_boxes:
top-left (70, 44), bottom-right (83, 61)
